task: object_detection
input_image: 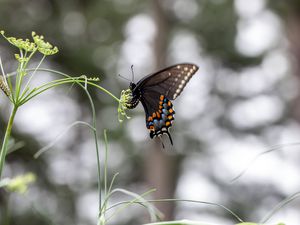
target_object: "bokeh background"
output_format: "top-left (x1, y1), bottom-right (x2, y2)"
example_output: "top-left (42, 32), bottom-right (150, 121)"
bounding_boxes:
top-left (1, 0), bottom-right (300, 224)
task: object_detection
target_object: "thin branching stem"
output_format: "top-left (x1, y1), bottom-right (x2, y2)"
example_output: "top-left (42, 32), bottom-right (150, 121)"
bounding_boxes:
top-left (22, 48), bottom-right (37, 71)
top-left (1, 36), bottom-right (123, 222)
top-left (28, 68), bottom-right (120, 102)
top-left (15, 50), bottom-right (29, 101)
top-left (19, 79), bottom-right (82, 105)
top-left (6, 68), bottom-right (121, 104)
top-left (106, 198), bottom-right (244, 223)
top-left (34, 121), bottom-right (96, 158)
top-left (3, 66), bottom-right (116, 217)
top-left (104, 130), bottom-right (108, 203)
top-left (19, 54), bottom-right (45, 101)
top-left (32, 68), bottom-right (105, 216)
top-left (105, 188), bottom-right (157, 223)
top-left (260, 191), bottom-right (300, 223)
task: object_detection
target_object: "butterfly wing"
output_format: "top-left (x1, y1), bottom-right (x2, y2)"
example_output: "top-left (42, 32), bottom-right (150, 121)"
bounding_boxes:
top-left (134, 63), bottom-right (198, 144)
top-left (135, 63), bottom-right (198, 100)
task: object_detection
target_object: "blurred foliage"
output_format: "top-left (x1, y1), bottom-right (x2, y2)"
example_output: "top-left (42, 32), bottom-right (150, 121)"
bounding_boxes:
top-left (270, 0), bottom-right (300, 17)
top-left (191, 0), bottom-right (262, 68)
top-left (0, 0), bottom-right (298, 225)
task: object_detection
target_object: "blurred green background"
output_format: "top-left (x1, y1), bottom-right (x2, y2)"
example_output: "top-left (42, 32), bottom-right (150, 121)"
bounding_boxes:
top-left (1, 0), bottom-right (300, 224)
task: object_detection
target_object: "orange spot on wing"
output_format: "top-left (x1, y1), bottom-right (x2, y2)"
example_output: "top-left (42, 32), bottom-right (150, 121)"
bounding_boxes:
top-left (149, 126), bottom-right (154, 131)
top-left (148, 117), bottom-right (153, 122)
top-left (169, 108), bottom-right (174, 113)
top-left (168, 115), bottom-right (173, 120)
top-left (159, 105), bottom-right (163, 109)
top-left (165, 121), bottom-right (171, 126)
top-left (159, 101), bottom-right (163, 105)
top-left (156, 112), bottom-right (161, 118)
top-left (167, 101), bottom-right (171, 107)
top-left (160, 95), bottom-right (164, 101)
top-left (152, 112), bottom-right (156, 118)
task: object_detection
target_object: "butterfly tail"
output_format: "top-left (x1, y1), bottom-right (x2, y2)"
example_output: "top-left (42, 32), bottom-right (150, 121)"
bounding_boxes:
top-left (166, 131), bottom-right (173, 145)
top-left (159, 136), bottom-right (165, 149)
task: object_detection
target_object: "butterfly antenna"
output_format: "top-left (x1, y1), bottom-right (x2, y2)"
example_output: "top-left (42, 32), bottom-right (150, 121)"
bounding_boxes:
top-left (118, 74), bottom-right (131, 82)
top-left (130, 65), bottom-right (135, 82)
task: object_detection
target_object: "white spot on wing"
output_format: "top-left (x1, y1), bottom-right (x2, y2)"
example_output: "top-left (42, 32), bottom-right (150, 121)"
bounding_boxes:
top-left (177, 65), bottom-right (181, 69)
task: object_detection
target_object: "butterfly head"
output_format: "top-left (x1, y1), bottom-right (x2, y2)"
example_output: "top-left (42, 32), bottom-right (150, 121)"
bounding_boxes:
top-left (129, 82), bottom-right (136, 91)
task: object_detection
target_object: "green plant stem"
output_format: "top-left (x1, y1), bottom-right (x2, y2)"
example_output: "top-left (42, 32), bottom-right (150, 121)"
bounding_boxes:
top-left (0, 106), bottom-right (18, 178)
top-left (19, 79), bottom-right (81, 105)
top-left (33, 68), bottom-right (104, 216)
top-left (30, 68), bottom-right (120, 102)
top-left (104, 130), bottom-right (108, 196)
top-left (7, 68), bottom-right (121, 103)
top-left (105, 188), bottom-right (157, 222)
top-left (4, 67), bottom-right (120, 218)
top-left (18, 54), bottom-right (45, 101)
top-left (14, 50), bottom-right (26, 100)
top-left (107, 198), bottom-right (243, 223)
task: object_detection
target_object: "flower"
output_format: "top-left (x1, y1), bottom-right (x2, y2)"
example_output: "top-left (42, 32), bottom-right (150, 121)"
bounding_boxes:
top-left (118, 89), bottom-right (132, 122)
top-left (32, 32), bottom-right (58, 55)
top-left (3, 173), bottom-right (36, 194)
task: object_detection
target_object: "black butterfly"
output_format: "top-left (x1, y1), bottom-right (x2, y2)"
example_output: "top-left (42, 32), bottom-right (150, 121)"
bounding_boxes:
top-left (125, 63), bottom-right (199, 145)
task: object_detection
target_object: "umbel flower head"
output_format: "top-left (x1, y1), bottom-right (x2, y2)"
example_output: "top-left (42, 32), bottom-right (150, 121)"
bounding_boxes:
top-left (0, 31), bottom-right (36, 52)
top-left (118, 88), bottom-right (133, 122)
top-left (4, 173), bottom-right (36, 194)
top-left (0, 31), bottom-right (58, 56)
top-left (32, 32), bottom-right (58, 55)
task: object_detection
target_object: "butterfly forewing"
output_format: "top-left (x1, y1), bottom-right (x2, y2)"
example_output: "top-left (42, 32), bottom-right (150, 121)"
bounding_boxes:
top-left (136, 63), bottom-right (198, 100)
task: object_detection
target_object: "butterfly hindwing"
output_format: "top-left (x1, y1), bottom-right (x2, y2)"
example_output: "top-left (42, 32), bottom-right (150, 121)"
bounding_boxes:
top-left (140, 93), bottom-right (175, 144)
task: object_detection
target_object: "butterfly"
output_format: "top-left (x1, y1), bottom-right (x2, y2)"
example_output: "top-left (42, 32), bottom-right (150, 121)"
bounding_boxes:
top-left (125, 63), bottom-right (199, 146)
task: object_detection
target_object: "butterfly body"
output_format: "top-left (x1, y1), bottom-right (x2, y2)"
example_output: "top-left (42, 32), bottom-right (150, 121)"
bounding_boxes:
top-left (126, 63), bottom-right (199, 145)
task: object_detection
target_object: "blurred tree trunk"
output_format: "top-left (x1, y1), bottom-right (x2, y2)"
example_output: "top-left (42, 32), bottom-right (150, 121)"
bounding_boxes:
top-left (143, 0), bottom-right (180, 221)
top-left (287, 3), bottom-right (300, 121)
